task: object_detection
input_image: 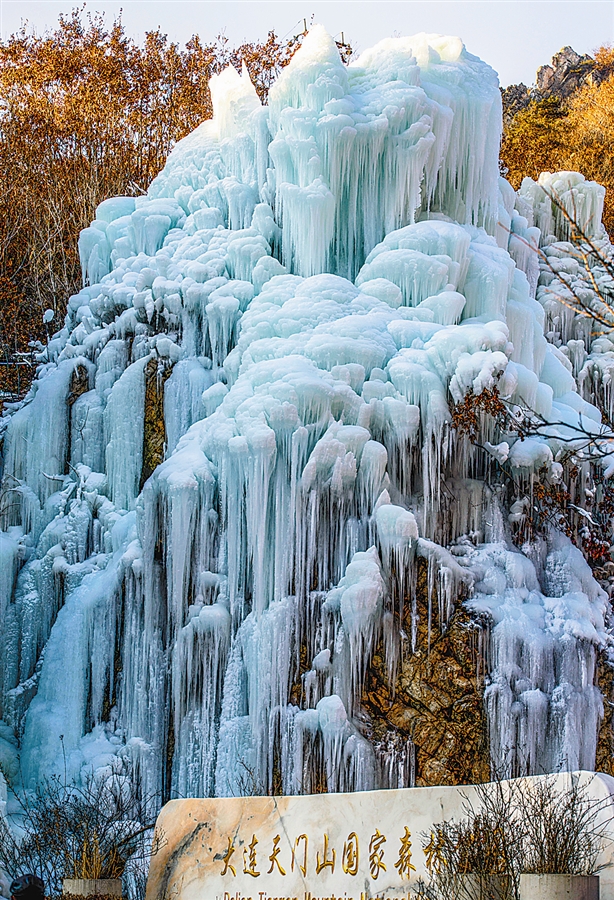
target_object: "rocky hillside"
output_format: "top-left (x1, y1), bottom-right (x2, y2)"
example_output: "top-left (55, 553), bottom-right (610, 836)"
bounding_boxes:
top-left (503, 46), bottom-right (613, 123)
top-left (501, 45), bottom-right (614, 235)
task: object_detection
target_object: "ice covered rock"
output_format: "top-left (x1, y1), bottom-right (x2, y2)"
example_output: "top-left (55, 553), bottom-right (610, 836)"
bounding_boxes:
top-left (0, 28), bottom-right (611, 805)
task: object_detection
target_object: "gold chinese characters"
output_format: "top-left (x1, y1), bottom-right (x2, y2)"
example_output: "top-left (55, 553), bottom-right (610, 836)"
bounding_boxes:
top-left (218, 828), bottom-right (418, 881)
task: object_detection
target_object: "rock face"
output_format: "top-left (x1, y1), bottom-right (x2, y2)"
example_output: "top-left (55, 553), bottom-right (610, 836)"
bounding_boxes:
top-left (597, 654), bottom-right (614, 779)
top-left (362, 559), bottom-right (489, 787)
top-left (501, 82), bottom-right (532, 126)
top-left (502, 46), bottom-right (614, 124)
top-left (536, 47), bottom-right (600, 99)
top-left (141, 356), bottom-right (173, 488)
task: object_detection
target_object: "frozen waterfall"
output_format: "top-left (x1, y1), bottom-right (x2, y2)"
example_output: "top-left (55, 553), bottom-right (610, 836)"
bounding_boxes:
top-left (0, 27), bottom-right (611, 802)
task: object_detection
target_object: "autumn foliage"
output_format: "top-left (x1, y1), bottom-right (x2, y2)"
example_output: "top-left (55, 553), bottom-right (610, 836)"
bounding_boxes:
top-left (501, 45), bottom-right (614, 236)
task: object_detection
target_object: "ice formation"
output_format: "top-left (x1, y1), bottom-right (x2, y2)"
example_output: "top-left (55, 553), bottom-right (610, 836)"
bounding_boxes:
top-left (0, 27), bottom-right (612, 805)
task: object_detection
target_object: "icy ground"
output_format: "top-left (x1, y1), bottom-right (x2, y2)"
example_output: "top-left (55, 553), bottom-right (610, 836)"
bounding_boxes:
top-left (0, 28), bottom-right (612, 805)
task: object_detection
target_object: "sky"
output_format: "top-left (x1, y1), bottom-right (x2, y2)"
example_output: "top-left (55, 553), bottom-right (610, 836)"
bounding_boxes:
top-left (1, 0), bottom-right (613, 87)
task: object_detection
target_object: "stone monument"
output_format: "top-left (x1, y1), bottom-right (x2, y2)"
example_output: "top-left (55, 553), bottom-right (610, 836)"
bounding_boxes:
top-left (146, 774), bottom-right (614, 900)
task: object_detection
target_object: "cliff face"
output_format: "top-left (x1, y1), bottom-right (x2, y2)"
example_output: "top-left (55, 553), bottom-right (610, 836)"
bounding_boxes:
top-left (361, 558), bottom-right (489, 788)
top-left (502, 46), bottom-right (614, 124)
top-left (536, 47), bottom-right (605, 98)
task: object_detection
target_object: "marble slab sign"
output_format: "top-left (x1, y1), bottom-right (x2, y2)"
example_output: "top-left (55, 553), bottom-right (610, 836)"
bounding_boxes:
top-left (146, 772), bottom-right (614, 900)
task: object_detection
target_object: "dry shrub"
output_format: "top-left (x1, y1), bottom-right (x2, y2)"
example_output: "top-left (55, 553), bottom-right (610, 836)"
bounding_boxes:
top-left (422, 775), bottom-right (612, 899)
top-left (0, 767), bottom-right (163, 899)
top-left (424, 780), bottom-right (521, 899)
top-left (515, 774), bottom-right (611, 875)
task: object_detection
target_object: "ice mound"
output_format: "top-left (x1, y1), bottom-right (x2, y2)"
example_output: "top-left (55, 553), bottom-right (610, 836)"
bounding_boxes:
top-left (0, 28), bottom-right (611, 802)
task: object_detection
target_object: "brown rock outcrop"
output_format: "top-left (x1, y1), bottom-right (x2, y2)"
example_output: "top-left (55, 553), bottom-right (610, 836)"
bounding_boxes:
top-left (596, 651), bottom-right (614, 777)
top-left (362, 558), bottom-right (490, 787)
top-left (141, 356), bottom-right (173, 488)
